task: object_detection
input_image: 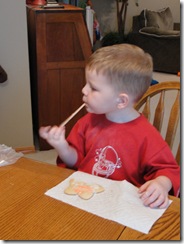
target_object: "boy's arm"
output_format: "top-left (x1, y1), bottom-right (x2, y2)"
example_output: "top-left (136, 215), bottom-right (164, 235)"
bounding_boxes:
top-left (55, 139), bottom-right (78, 167)
top-left (39, 125), bottom-right (78, 167)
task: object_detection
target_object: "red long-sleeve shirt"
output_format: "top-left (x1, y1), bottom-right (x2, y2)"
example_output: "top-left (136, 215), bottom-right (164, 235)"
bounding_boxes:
top-left (57, 113), bottom-right (180, 196)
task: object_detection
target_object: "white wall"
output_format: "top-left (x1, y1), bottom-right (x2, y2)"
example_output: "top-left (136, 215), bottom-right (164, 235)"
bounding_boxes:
top-left (0, 0), bottom-right (34, 149)
top-left (92, 0), bottom-right (180, 36)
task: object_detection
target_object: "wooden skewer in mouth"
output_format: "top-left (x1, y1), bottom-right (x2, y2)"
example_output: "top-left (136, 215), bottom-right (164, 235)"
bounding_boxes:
top-left (60, 103), bottom-right (86, 127)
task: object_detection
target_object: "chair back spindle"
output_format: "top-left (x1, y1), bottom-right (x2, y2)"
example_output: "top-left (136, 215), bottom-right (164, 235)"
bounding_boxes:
top-left (135, 81), bottom-right (180, 165)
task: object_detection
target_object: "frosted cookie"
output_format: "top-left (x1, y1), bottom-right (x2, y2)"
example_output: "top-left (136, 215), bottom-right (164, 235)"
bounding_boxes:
top-left (64, 178), bottom-right (104, 200)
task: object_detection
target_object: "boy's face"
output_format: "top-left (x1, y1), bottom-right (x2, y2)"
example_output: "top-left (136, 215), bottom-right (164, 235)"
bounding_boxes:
top-left (82, 69), bottom-right (118, 114)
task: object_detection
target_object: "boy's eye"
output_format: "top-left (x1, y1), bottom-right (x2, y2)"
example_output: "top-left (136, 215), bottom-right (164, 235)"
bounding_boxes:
top-left (89, 84), bottom-right (98, 91)
top-left (91, 87), bottom-right (97, 91)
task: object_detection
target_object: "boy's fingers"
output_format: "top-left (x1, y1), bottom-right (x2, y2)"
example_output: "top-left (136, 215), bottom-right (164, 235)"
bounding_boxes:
top-left (39, 126), bottom-right (51, 138)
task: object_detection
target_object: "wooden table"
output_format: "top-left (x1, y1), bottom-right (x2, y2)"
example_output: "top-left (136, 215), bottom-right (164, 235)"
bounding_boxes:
top-left (0, 157), bottom-right (180, 240)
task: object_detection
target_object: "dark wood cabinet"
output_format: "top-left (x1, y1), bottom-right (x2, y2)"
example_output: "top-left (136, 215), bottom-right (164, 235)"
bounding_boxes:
top-left (27, 4), bottom-right (92, 150)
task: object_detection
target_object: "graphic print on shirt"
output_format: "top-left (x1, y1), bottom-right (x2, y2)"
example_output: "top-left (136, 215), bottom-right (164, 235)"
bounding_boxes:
top-left (92, 145), bottom-right (122, 178)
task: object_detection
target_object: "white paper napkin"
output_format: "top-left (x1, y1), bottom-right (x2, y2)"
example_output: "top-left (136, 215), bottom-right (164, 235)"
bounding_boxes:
top-left (45, 171), bottom-right (172, 234)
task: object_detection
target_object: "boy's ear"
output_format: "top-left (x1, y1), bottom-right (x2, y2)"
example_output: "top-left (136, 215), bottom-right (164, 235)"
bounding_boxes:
top-left (116, 93), bottom-right (129, 109)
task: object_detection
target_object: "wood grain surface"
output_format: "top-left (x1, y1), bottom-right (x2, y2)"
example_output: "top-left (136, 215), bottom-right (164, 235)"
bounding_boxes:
top-left (0, 157), bottom-right (180, 240)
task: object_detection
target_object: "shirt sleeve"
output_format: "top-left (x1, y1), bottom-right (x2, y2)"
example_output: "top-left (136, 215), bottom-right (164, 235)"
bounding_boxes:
top-left (143, 145), bottom-right (180, 197)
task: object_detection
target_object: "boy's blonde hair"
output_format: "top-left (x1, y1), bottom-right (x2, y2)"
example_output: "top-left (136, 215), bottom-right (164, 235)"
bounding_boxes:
top-left (86, 44), bottom-right (153, 102)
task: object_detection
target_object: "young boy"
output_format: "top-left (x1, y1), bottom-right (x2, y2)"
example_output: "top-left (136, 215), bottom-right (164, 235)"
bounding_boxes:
top-left (39, 44), bottom-right (180, 209)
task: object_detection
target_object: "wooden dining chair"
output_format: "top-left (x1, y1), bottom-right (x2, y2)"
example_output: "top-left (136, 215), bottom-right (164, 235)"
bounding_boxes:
top-left (135, 81), bottom-right (180, 165)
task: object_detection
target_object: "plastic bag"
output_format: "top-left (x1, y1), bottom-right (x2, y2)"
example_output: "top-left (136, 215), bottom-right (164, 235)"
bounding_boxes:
top-left (0, 144), bottom-right (23, 167)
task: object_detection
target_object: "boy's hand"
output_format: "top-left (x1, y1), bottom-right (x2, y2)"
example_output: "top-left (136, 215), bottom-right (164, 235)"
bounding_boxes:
top-left (39, 125), bottom-right (65, 148)
top-left (39, 125), bottom-right (77, 167)
top-left (138, 176), bottom-right (172, 209)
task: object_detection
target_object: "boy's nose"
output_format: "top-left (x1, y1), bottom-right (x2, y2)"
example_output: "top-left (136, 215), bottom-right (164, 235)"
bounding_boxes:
top-left (82, 84), bottom-right (88, 96)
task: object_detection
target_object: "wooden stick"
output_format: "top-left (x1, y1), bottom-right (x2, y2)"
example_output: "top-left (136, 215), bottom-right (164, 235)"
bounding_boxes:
top-left (61, 103), bottom-right (86, 126)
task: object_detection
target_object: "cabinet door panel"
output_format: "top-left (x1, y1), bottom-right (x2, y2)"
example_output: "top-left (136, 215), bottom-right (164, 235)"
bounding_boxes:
top-left (46, 22), bottom-right (83, 62)
top-left (27, 5), bottom-right (92, 150)
top-left (59, 68), bottom-right (85, 127)
top-left (39, 69), bottom-right (61, 126)
top-left (39, 68), bottom-right (86, 149)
